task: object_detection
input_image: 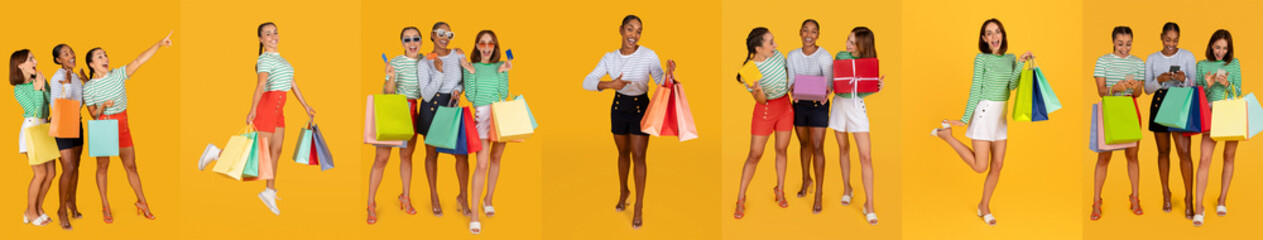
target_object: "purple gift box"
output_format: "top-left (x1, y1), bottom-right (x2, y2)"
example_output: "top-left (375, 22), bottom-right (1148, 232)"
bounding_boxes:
top-left (793, 75), bottom-right (828, 101)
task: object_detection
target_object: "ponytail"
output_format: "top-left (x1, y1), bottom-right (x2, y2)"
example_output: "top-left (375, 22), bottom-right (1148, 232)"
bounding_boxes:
top-left (738, 27), bottom-right (770, 82)
top-left (83, 48), bottom-right (103, 80)
top-left (257, 22), bottom-right (276, 56)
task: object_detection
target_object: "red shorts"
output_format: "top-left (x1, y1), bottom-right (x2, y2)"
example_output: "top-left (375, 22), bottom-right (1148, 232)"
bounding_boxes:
top-left (751, 97), bottom-right (794, 135)
top-left (100, 111), bottom-right (134, 148)
top-left (408, 99), bottom-right (418, 127)
top-left (254, 91), bottom-right (287, 133)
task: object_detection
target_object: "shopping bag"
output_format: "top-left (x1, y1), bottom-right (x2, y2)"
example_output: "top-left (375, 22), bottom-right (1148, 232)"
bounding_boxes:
top-left (437, 107), bottom-right (472, 154)
top-left (48, 98), bottom-right (80, 138)
top-left (1172, 86), bottom-right (1211, 136)
top-left (292, 124), bottom-right (314, 164)
top-left (87, 119), bottom-right (119, 157)
top-left (641, 80), bottom-right (675, 136)
top-left (249, 136), bottom-right (275, 181)
top-left (1101, 96), bottom-right (1142, 144)
top-left (1246, 93), bottom-right (1263, 139)
top-left (242, 133), bottom-right (262, 178)
top-left (1090, 103), bottom-right (1138, 152)
top-left (1155, 87), bottom-right (1194, 128)
top-left (212, 126), bottom-right (256, 181)
top-left (461, 107), bottom-right (482, 152)
top-left (425, 106), bottom-right (463, 149)
top-left (832, 58), bottom-right (880, 94)
top-left (1012, 67), bottom-right (1035, 121)
top-left (364, 95), bottom-right (405, 146)
top-left (374, 94), bottom-right (415, 141)
top-left (312, 124), bottom-right (335, 171)
top-left (792, 75), bottom-right (828, 101)
top-left (516, 95), bottom-right (537, 129)
top-left (1033, 66), bottom-right (1062, 113)
top-left (1210, 85), bottom-right (1248, 141)
top-left (673, 82), bottom-right (699, 142)
top-left (491, 98), bottom-right (535, 141)
top-left (23, 124), bottom-right (60, 165)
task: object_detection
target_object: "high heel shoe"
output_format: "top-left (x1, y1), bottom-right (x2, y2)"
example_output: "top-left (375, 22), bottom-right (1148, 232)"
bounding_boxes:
top-left (398, 195), bottom-right (417, 215)
top-left (102, 208), bottom-right (113, 224)
top-left (1128, 194), bottom-right (1143, 215)
top-left (733, 197), bottom-right (746, 219)
top-left (773, 187), bottom-right (788, 208)
top-left (431, 198), bottom-right (443, 217)
top-left (366, 202), bottom-right (378, 225)
top-left (1090, 199), bottom-right (1102, 221)
top-left (135, 202), bottom-right (156, 220)
top-left (1162, 192), bottom-right (1172, 213)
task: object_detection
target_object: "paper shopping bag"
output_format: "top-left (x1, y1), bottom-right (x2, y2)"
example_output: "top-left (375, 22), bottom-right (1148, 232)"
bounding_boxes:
top-left (292, 125), bottom-right (314, 164)
top-left (437, 107), bottom-right (471, 154)
top-left (1092, 103), bottom-right (1138, 152)
top-left (23, 124), bottom-right (60, 165)
top-left (212, 126), bottom-right (256, 181)
top-left (312, 124), bottom-right (335, 171)
top-left (425, 106), bottom-right (463, 149)
top-left (1210, 87), bottom-right (1248, 141)
top-left (1155, 87), bottom-right (1194, 128)
top-left (250, 136), bottom-right (275, 181)
top-left (1246, 93), bottom-right (1263, 139)
top-left (673, 82), bottom-right (699, 142)
top-left (1034, 66), bottom-right (1062, 113)
top-left (1012, 68), bottom-right (1035, 122)
top-left (87, 119), bottom-right (119, 157)
top-left (374, 94), bottom-right (415, 141)
top-left (1101, 96), bottom-right (1142, 144)
top-left (641, 81), bottom-right (674, 136)
top-left (48, 99), bottom-right (80, 138)
top-left (364, 95), bottom-right (405, 146)
top-left (515, 95), bottom-right (537, 129)
top-left (491, 98), bottom-right (535, 141)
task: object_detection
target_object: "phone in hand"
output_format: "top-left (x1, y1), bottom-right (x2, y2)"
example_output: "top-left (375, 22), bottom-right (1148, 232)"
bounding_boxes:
top-left (1169, 65), bottom-right (1179, 73)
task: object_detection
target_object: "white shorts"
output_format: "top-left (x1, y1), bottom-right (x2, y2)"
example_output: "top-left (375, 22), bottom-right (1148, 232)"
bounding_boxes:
top-left (18, 117), bottom-right (43, 153)
top-left (475, 105), bottom-right (492, 139)
top-left (828, 96), bottom-right (870, 132)
top-left (964, 100), bottom-right (1008, 141)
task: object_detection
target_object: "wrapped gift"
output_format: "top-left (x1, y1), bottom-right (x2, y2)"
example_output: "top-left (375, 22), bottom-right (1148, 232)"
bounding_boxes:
top-left (832, 58), bottom-right (880, 93)
top-left (792, 75), bottom-right (828, 101)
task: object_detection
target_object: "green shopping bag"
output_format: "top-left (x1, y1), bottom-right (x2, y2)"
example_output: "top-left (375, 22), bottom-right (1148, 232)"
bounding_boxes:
top-left (1102, 96), bottom-right (1142, 144)
top-left (1033, 65), bottom-right (1062, 113)
top-left (424, 106), bottom-right (462, 149)
top-left (1155, 87), bottom-right (1194, 128)
top-left (374, 94), bottom-right (415, 141)
top-left (1012, 67), bottom-right (1035, 121)
top-left (241, 132), bottom-right (261, 178)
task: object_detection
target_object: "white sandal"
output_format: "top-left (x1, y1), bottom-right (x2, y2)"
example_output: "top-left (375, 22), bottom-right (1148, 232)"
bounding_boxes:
top-left (1217, 205), bottom-right (1227, 216)
top-left (930, 122), bottom-right (951, 137)
top-left (469, 221), bottom-right (482, 234)
top-left (862, 207), bottom-right (878, 225)
top-left (32, 214), bottom-right (50, 227)
top-left (1193, 214), bottom-right (1205, 227)
top-left (840, 194), bottom-right (853, 206)
top-left (977, 209), bottom-right (995, 226)
top-left (484, 206), bottom-right (495, 217)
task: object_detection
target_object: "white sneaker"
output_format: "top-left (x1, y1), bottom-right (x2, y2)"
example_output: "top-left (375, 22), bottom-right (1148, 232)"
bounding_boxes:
top-left (199, 144), bottom-right (221, 171)
top-left (258, 188), bottom-right (280, 215)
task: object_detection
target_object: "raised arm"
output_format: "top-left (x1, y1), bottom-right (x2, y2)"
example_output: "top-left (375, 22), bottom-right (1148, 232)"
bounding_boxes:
top-left (125, 31), bottom-right (173, 77)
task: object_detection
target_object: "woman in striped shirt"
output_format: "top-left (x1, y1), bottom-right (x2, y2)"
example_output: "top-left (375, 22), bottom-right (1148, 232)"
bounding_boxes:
top-left (785, 19), bottom-right (830, 213)
top-left (461, 29), bottom-right (512, 235)
top-left (50, 44), bottom-right (87, 230)
top-left (930, 19), bottom-right (1033, 225)
top-left (82, 32), bottom-right (172, 223)
top-left (733, 27), bottom-right (794, 219)
top-left (1142, 23), bottom-right (1195, 219)
top-left (1192, 29), bottom-right (1241, 227)
top-left (366, 26), bottom-right (427, 225)
top-left (580, 15), bottom-right (667, 229)
top-left (247, 22), bottom-right (317, 216)
top-left (417, 21), bottom-right (474, 219)
top-left (11, 49), bottom-right (54, 227)
top-left (1089, 26), bottom-right (1145, 221)
top-left (833, 26), bottom-right (884, 225)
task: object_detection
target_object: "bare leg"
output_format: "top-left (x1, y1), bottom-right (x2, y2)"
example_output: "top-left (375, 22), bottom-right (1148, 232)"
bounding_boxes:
top-left (454, 154), bottom-right (471, 216)
top-left (424, 145), bottom-right (442, 215)
top-left (265, 128), bottom-right (285, 190)
top-left (1173, 134), bottom-right (1195, 218)
top-left (1217, 140), bottom-right (1238, 213)
top-left (936, 128), bottom-right (991, 173)
top-left (1154, 132), bottom-right (1173, 211)
top-left (67, 147), bottom-right (83, 218)
top-left (735, 135), bottom-right (771, 216)
top-left (1194, 135), bottom-right (1216, 216)
top-left (793, 126), bottom-right (813, 197)
top-left (1125, 145), bottom-right (1142, 214)
top-left (95, 156), bottom-right (111, 220)
top-left (612, 134), bottom-right (631, 211)
top-left (978, 140), bottom-right (1005, 223)
top-left (629, 134), bottom-right (649, 228)
top-left (399, 136), bottom-right (418, 202)
top-left (26, 159), bottom-right (49, 222)
top-left (1092, 152), bottom-right (1112, 218)
top-left (57, 147), bottom-right (82, 229)
top-left (807, 127), bottom-right (826, 212)
top-left (367, 146), bottom-right (392, 219)
top-left (854, 132), bottom-right (876, 220)
top-left (37, 161), bottom-right (55, 217)
top-left (119, 147), bottom-right (151, 217)
top-left (485, 142), bottom-right (506, 211)
top-left (470, 143), bottom-right (490, 225)
top-left (834, 131), bottom-right (853, 203)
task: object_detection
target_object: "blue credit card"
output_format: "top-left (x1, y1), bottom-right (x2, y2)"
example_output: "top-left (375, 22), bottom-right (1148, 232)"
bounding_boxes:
top-left (505, 49), bottom-right (514, 60)
top-left (381, 53), bottom-right (388, 63)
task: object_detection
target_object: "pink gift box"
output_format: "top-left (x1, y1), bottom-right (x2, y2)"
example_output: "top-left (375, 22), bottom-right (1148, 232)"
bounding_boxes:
top-left (793, 75), bottom-right (828, 101)
top-left (833, 58), bottom-right (880, 94)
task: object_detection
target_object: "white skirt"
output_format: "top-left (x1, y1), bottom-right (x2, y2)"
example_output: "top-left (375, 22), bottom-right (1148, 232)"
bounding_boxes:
top-left (475, 105), bottom-right (492, 139)
top-left (17, 117), bottom-right (43, 153)
top-left (828, 96), bottom-right (870, 133)
top-left (964, 100), bottom-right (1008, 141)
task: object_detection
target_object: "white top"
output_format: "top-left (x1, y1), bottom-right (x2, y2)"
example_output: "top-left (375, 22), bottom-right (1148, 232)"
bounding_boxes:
top-left (1144, 49), bottom-right (1197, 94)
top-left (786, 47), bottom-right (834, 93)
top-left (418, 51), bottom-right (464, 101)
top-left (49, 68), bottom-right (83, 108)
top-left (582, 46), bottom-right (665, 96)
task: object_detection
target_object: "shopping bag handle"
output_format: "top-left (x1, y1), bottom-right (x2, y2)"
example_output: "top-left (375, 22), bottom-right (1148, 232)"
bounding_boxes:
top-left (239, 124), bottom-right (256, 134)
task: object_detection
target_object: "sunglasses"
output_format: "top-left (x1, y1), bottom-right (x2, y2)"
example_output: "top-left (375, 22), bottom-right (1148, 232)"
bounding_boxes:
top-left (402, 37), bottom-right (422, 43)
top-left (477, 42), bottom-right (496, 48)
top-left (433, 29), bottom-right (454, 39)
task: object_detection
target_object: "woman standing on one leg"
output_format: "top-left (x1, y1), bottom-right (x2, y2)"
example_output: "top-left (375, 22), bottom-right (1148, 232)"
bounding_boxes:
top-left (82, 32), bottom-right (173, 223)
top-left (1142, 22), bottom-right (1196, 219)
top-left (11, 49), bottom-right (54, 227)
top-left (930, 18), bottom-right (1033, 226)
top-left (785, 20), bottom-right (830, 211)
top-left (248, 23), bottom-right (316, 216)
top-left (50, 44), bottom-right (86, 230)
top-left (1192, 29), bottom-right (1241, 227)
top-left (366, 26), bottom-right (428, 224)
top-left (733, 27), bottom-right (793, 220)
top-left (580, 15), bottom-right (666, 229)
top-left (1088, 26), bottom-right (1146, 221)
top-left (833, 26), bottom-right (883, 225)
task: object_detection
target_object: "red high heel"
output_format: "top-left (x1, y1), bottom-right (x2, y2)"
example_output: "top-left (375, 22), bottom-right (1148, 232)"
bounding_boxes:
top-left (366, 202), bottom-right (378, 225)
top-left (733, 197), bottom-right (746, 219)
top-left (1129, 194), bottom-right (1143, 215)
top-left (102, 208), bottom-right (113, 224)
top-left (134, 202), bottom-right (156, 220)
top-left (1090, 199), bottom-right (1102, 221)
top-left (398, 195), bottom-right (417, 215)
top-left (773, 187), bottom-right (788, 208)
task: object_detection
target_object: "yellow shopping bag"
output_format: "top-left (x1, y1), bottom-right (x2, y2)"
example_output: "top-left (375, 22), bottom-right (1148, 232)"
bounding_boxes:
top-left (24, 124), bottom-right (60, 165)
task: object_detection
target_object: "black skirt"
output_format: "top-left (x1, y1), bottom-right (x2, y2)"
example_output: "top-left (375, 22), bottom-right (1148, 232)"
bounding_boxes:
top-left (416, 93), bottom-right (454, 136)
top-left (1148, 89), bottom-right (1170, 133)
top-left (610, 93), bottom-right (649, 135)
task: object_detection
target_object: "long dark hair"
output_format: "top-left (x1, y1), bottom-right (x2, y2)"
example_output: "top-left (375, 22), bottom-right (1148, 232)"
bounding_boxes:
top-left (84, 47), bottom-right (103, 80)
top-left (9, 49), bottom-right (31, 86)
top-left (470, 30), bottom-right (501, 63)
top-left (1206, 29), bottom-right (1234, 65)
top-left (977, 18), bottom-right (1007, 54)
top-left (852, 26), bottom-right (877, 58)
top-left (738, 27), bottom-right (771, 82)
top-left (258, 22), bottom-right (276, 55)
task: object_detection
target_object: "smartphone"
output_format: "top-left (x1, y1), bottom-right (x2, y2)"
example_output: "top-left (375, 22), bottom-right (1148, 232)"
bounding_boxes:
top-left (1169, 65), bottom-right (1179, 73)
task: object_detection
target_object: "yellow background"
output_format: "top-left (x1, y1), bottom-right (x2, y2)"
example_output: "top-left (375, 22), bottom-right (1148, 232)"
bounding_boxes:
top-left (902, 0), bottom-right (1085, 239)
top-left (719, 0), bottom-right (903, 239)
top-left (0, 0), bottom-right (183, 238)
top-left (1082, 0), bottom-right (1263, 238)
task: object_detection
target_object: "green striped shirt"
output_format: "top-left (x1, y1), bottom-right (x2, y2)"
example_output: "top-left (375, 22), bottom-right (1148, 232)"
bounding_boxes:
top-left (387, 55), bottom-right (421, 99)
top-left (961, 53), bottom-right (1024, 123)
top-left (1196, 59), bottom-right (1243, 102)
top-left (257, 52), bottom-right (294, 91)
top-left (755, 50), bottom-right (789, 100)
top-left (834, 52), bottom-right (875, 99)
top-left (83, 68), bottom-right (129, 115)
top-left (13, 82), bottom-right (47, 118)
top-left (462, 62), bottom-right (509, 107)
top-left (1093, 53), bottom-right (1144, 97)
